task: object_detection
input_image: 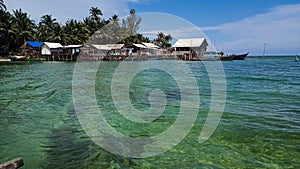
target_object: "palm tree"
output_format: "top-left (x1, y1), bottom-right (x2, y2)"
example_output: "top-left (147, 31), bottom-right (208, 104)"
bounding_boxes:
top-left (89, 7), bottom-right (102, 22)
top-left (110, 14), bottom-right (119, 22)
top-left (0, 10), bottom-right (13, 52)
top-left (75, 21), bottom-right (90, 44)
top-left (47, 23), bottom-right (68, 45)
top-left (11, 9), bottom-right (36, 48)
top-left (120, 33), bottom-right (150, 47)
top-left (83, 17), bottom-right (93, 35)
top-left (0, 0), bottom-right (6, 11)
top-left (101, 14), bottom-right (122, 43)
top-left (63, 19), bottom-right (89, 44)
top-left (152, 32), bottom-right (173, 48)
top-left (86, 7), bottom-right (104, 34)
top-left (37, 15), bottom-right (57, 41)
top-left (64, 19), bottom-right (79, 44)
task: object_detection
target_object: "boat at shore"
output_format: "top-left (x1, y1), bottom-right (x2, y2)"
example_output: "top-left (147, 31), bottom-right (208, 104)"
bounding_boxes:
top-left (0, 59), bottom-right (12, 64)
top-left (9, 56), bottom-right (29, 63)
top-left (230, 52), bottom-right (249, 60)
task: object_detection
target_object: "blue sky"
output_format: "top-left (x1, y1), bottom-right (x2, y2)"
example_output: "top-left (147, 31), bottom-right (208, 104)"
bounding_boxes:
top-left (5, 0), bottom-right (300, 55)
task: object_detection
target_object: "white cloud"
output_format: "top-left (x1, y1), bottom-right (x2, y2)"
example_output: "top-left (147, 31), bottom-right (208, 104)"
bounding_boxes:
top-left (5, 1), bottom-right (299, 55)
top-left (201, 3), bottom-right (300, 55)
top-left (137, 12), bottom-right (217, 51)
top-left (5, 0), bottom-right (145, 23)
top-left (137, 4), bottom-right (300, 55)
top-left (141, 27), bottom-right (203, 39)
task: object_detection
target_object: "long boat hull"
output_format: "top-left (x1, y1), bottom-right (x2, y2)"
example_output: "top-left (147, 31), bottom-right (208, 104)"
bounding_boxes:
top-left (9, 58), bottom-right (28, 62)
top-left (9, 56), bottom-right (29, 64)
top-left (231, 52), bottom-right (249, 60)
top-left (219, 55), bottom-right (234, 61)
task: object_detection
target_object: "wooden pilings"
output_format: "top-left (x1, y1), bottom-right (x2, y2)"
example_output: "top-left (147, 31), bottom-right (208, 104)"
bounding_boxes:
top-left (0, 158), bottom-right (24, 169)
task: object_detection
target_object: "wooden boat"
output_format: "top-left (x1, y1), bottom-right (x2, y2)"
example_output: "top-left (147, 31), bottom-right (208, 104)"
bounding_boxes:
top-left (9, 56), bottom-right (29, 63)
top-left (0, 157), bottom-right (24, 169)
top-left (219, 55), bottom-right (234, 61)
top-left (9, 55), bottom-right (27, 61)
top-left (201, 51), bottom-right (221, 61)
top-left (200, 57), bottom-right (219, 61)
top-left (231, 52), bottom-right (249, 60)
top-left (0, 59), bottom-right (11, 64)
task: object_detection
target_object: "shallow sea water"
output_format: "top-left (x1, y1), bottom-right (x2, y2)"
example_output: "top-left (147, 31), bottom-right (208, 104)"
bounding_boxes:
top-left (0, 57), bottom-right (299, 168)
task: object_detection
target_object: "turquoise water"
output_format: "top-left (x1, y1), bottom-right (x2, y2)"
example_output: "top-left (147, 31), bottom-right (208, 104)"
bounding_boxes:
top-left (0, 57), bottom-right (299, 168)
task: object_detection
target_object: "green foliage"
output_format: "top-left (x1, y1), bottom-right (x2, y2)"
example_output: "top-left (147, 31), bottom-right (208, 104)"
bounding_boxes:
top-left (0, 0), bottom-right (6, 11)
top-left (0, 2), bottom-right (172, 54)
top-left (122, 9), bottom-right (142, 36)
top-left (120, 34), bottom-right (150, 47)
top-left (88, 9), bottom-right (146, 47)
top-left (36, 14), bottom-right (57, 41)
top-left (152, 32), bottom-right (173, 48)
top-left (0, 10), bottom-right (13, 52)
top-left (0, 8), bottom-right (36, 53)
top-left (0, 5), bottom-right (106, 52)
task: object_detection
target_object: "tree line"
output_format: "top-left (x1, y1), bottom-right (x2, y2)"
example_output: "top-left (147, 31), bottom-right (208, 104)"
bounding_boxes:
top-left (0, 0), bottom-right (172, 55)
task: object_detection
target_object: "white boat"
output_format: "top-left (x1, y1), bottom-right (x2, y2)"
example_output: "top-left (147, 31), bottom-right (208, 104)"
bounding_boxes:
top-left (9, 55), bottom-right (29, 63)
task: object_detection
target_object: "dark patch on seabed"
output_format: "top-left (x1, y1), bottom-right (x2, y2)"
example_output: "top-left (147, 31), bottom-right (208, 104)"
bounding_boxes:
top-left (42, 106), bottom-right (135, 169)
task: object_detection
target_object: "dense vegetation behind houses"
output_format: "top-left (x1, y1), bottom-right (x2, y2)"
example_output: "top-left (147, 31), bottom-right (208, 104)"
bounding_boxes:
top-left (0, 0), bottom-right (172, 56)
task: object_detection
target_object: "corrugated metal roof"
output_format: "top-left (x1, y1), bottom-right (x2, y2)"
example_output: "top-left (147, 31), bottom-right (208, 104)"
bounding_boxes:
top-left (64, 45), bottom-right (83, 48)
top-left (92, 44), bottom-right (110, 50)
top-left (27, 41), bottom-right (43, 48)
top-left (92, 44), bottom-right (125, 50)
top-left (133, 43), bottom-right (147, 48)
top-left (43, 42), bottom-right (63, 49)
top-left (106, 44), bottom-right (124, 50)
top-left (141, 42), bottom-right (160, 49)
top-left (172, 38), bottom-right (206, 48)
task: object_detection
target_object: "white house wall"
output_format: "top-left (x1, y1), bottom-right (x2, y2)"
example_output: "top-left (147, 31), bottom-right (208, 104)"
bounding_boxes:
top-left (41, 46), bottom-right (51, 55)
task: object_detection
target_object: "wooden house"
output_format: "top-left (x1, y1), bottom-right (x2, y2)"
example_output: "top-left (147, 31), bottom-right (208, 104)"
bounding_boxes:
top-left (172, 38), bottom-right (208, 60)
top-left (20, 41), bottom-right (43, 59)
top-left (41, 42), bottom-right (63, 61)
top-left (141, 42), bottom-right (160, 55)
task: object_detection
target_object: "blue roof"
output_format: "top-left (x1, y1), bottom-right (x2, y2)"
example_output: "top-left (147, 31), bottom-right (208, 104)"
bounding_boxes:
top-left (27, 41), bottom-right (43, 48)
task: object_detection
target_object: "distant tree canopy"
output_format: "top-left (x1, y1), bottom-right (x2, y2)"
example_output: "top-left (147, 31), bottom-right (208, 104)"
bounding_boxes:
top-left (0, 0), bottom-right (6, 11)
top-left (122, 9), bottom-right (142, 36)
top-left (153, 32), bottom-right (173, 48)
top-left (0, 0), bottom-right (173, 54)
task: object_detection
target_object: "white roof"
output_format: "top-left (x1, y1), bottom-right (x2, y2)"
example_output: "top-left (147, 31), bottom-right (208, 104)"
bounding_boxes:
top-left (107, 44), bottom-right (125, 50)
top-left (141, 42), bottom-right (160, 49)
top-left (43, 42), bottom-right (63, 49)
top-left (172, 38), bottom-right (206, 48)
top-left (92, 44), bottom-right (111, 50)
top-left (64, 45), bottom-right (83, 48)
top-left (92, 44), bottom-right (124, 50)
top-left (133, 43), bottom-right (147, 48)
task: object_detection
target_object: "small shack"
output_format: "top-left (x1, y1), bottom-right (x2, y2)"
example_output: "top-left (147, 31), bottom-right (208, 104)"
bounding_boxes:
top-left (41, 42), bottom-right (63, 61)
top-left (78, 44), bottom-right (100, 61)
top-left (132, 43), bottom-right (148, 55)
top-left (92, 44), bottom-right (125, 55)
top-left (172, 38), bottom-right (208, 59)
top-left (20, 41), bottom-right (43, 59)
top-left (92, 44), bottom-right (126, 60)
top-left (63, 45), bottom-right (83, 61)
top-left (106, 44), bottom-right (126, 56)
top-left (141, 42), bottom-right (160, 55)
top-left (78, 44), bottom-right (125, 61)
